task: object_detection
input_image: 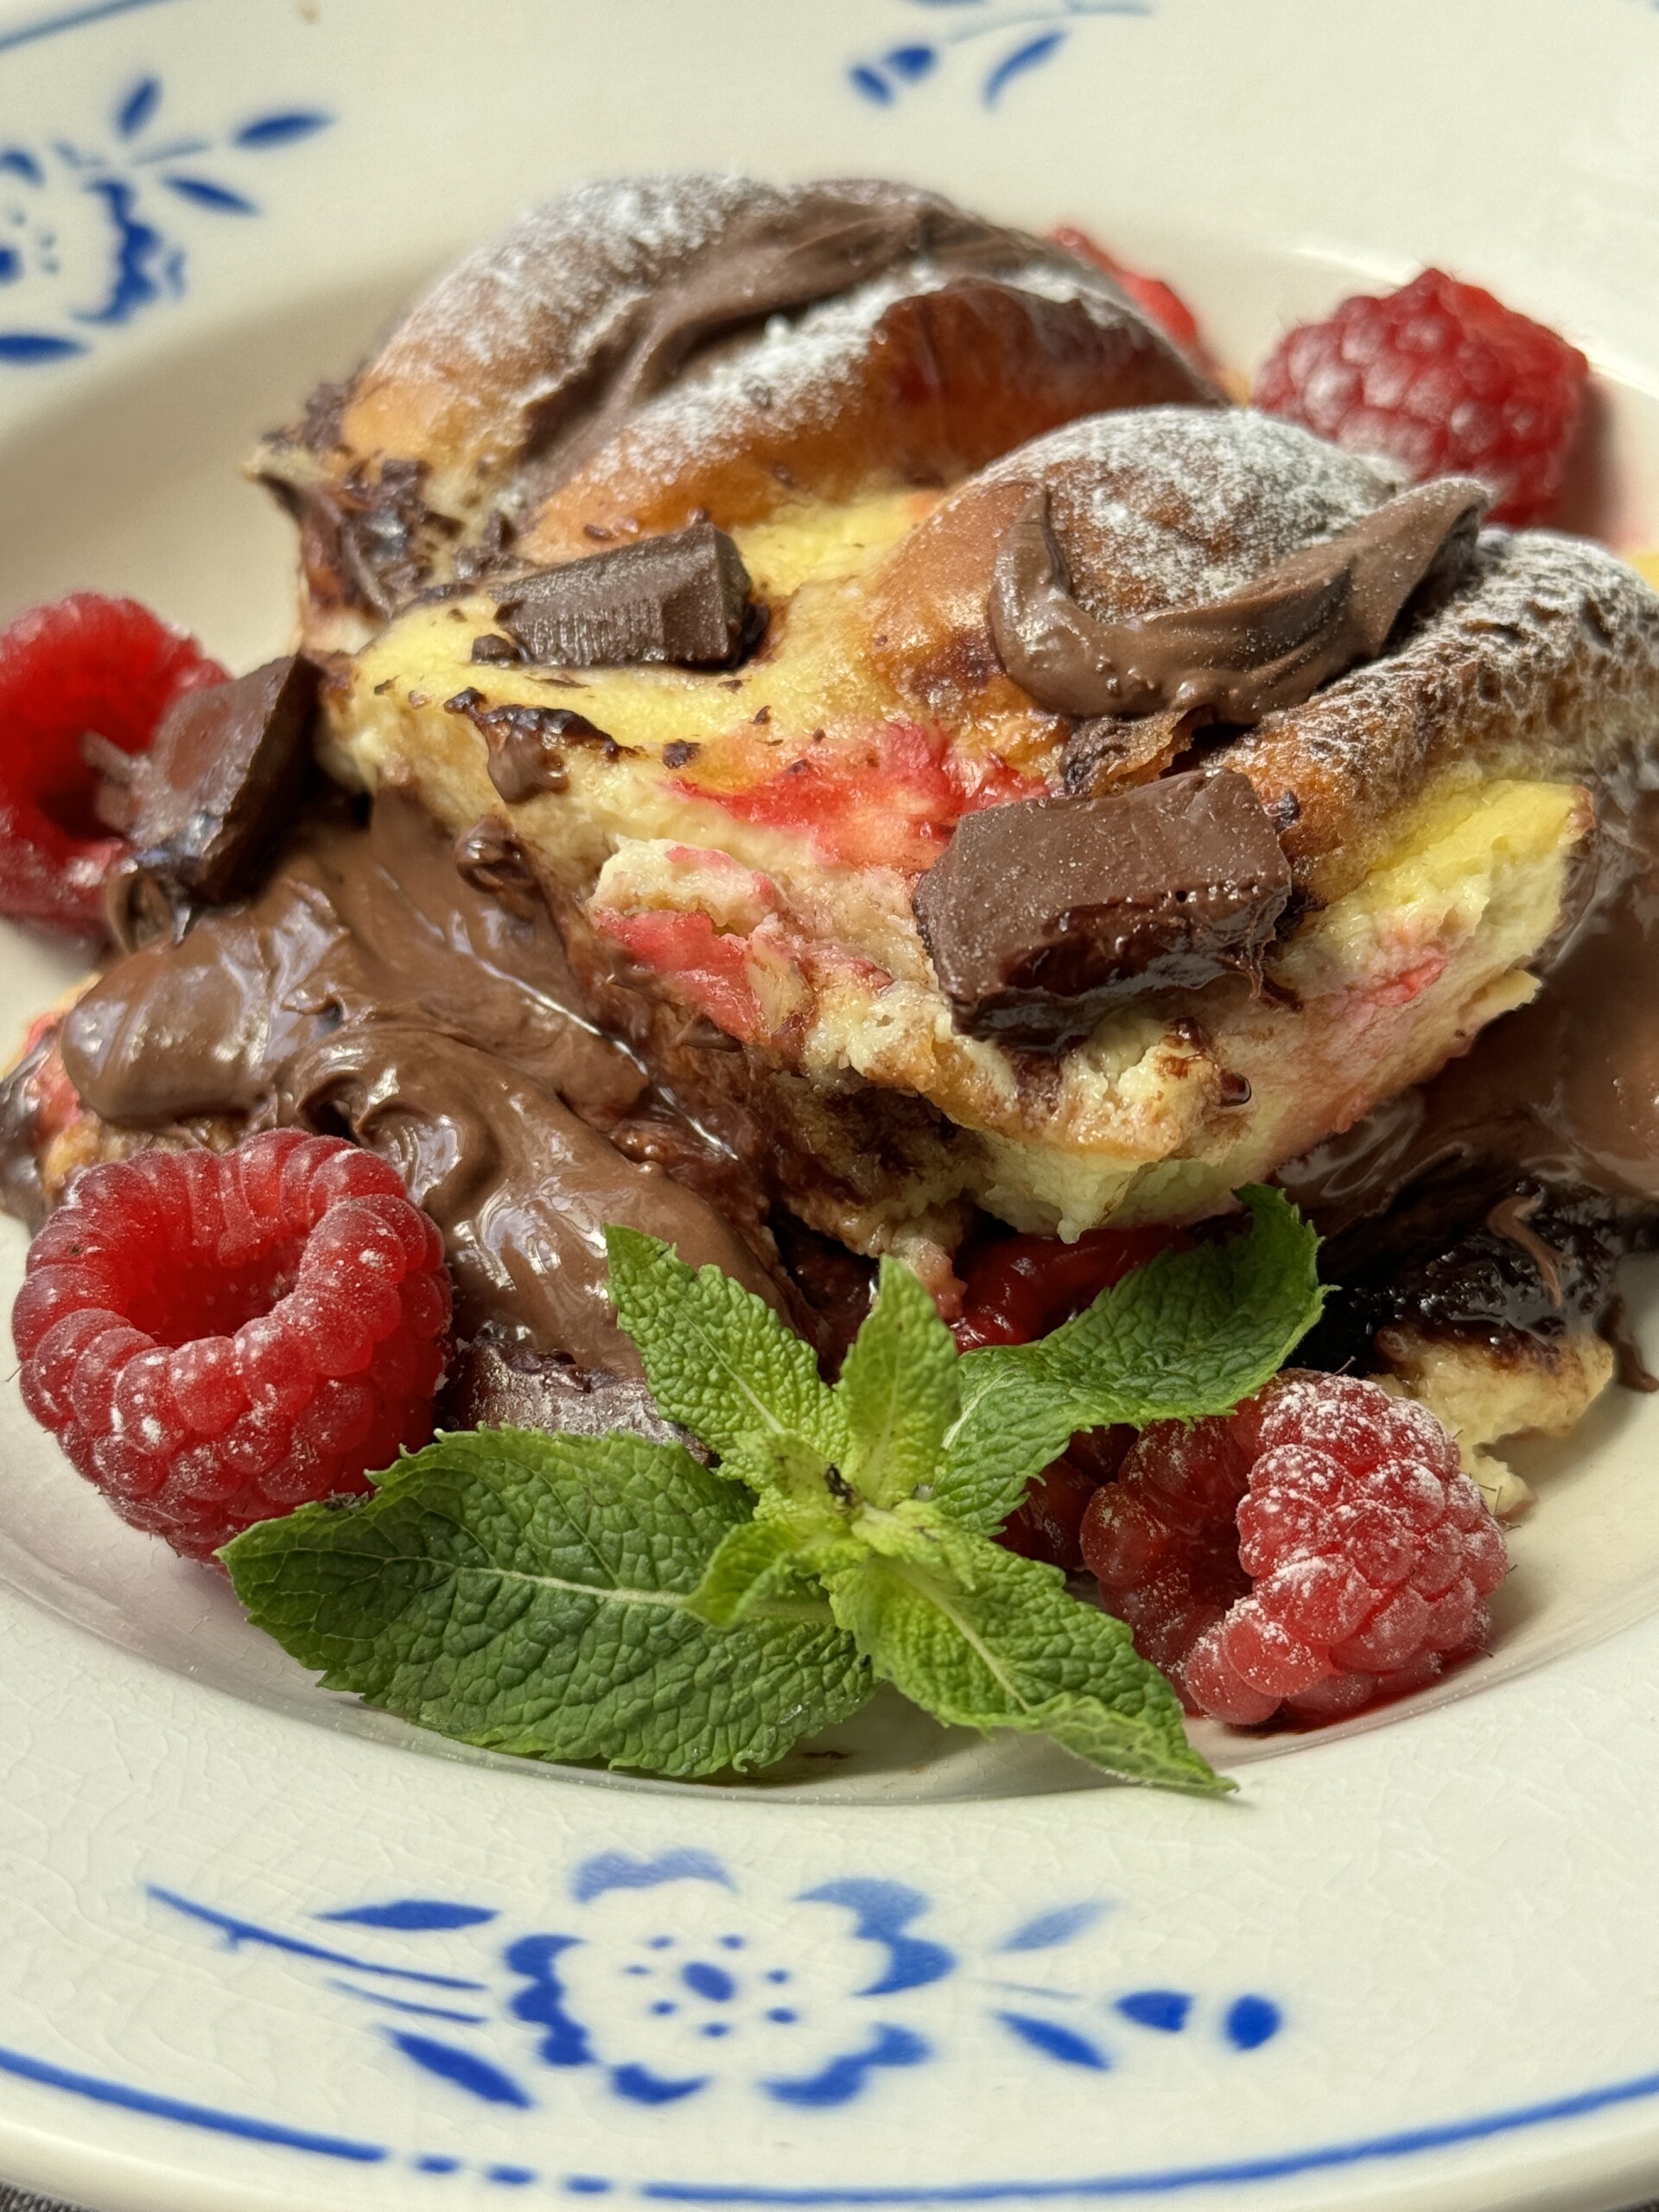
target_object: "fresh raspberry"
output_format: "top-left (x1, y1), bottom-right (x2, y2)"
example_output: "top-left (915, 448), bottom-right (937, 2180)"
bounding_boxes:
top-left (1081, 1373), bottom-right (1508, 1726)
top-left (956, 1224), bottom-right (1189, 1351)
top-left (1253, 269), bottom-right (1588, 526)
top-left (0, 592), bottom-right (226, 933)
top-left (999, 1425), bottom-right (1132, 1571)
top-left (13, 1130), bottom-right (451, 1559)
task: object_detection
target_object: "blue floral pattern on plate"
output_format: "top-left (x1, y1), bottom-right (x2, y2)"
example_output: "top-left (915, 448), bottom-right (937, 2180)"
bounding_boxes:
top-left (0, 71), bottom-right (330, 362)
top-left (150, 1849), bottom-right (1281, 2116)
top-left (849, 0), bottom-right (1154, 110)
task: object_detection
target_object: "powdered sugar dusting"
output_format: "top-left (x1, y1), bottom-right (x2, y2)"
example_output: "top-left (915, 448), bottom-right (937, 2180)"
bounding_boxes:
top-left (366, 175), bottom-right (775, 446)
top-left (1239, 524), bottom-right (1659, 791)
top-left (563, 253), bottom-right (1116, 499)
top-left (985, 408), bottom-right (1406, 617)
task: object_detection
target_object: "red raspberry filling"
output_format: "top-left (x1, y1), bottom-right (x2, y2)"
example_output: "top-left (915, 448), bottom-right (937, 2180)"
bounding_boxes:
top-left (0, 592), bottom-right (226, 934)
top-left (1254, 268), bottom-right (1588, 527)
top-left (13, 1130), bottom-right (451, 1559)
top-left (1082, 1373), bottom-right (1509, 1726)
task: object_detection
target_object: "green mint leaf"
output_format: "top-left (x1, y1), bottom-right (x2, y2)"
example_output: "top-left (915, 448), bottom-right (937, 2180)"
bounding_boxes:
top-left (827, 1530), bottom-right (1226, 1796)
top-left (688, 1510), bottom-right (861, 1626)
top-left (1043, 1185), bottom-right (1323, 1417)
top-left (836, 1256), bottom-right (961, 1506)
top-left (222, 1427), bottom-right (870, 1777)
top-left (935, 1187), bottom-right (1322, 1533)
top-left (605, 1225), bottom-right (849, 1476)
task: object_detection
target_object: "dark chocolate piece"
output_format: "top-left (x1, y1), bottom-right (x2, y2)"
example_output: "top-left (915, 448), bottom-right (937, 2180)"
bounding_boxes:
top-left (912, 768), bottom-right (1293, 1047)
top-left (496, 521), bottom-right (753, 668)
top-left (470, 632), bottom-right (522, 665)
top-left (445, 692), bottom-right (603, 802)
top-left (990, 479), bottom-right (1485, 726)
top-left (91, 656), bottom-right (317, 937)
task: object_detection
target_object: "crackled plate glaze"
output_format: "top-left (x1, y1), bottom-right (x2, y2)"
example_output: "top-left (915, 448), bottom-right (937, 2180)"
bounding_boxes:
top-left (5, 3), bottom-right (1659, 2209)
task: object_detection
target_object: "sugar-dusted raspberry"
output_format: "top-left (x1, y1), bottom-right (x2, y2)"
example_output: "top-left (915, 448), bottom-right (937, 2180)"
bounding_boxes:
top-left (1081, 1373), bottom-right (1508, 1726)
top-left (13, 1130), bottom-right (451, 1558)
top-left (1253, 269), bottom-right (1588, 527)
top-left (0, 592), bottom-right (226, 933)
top-left (998, 1425), bottom-right (1133, 1573)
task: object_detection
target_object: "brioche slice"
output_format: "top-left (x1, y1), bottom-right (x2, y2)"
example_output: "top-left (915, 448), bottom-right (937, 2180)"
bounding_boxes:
top-left (317, 407), bottom-right (1659, 1282)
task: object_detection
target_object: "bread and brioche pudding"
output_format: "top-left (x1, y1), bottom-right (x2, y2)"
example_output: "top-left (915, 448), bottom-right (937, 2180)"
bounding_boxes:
top-left (10, 175), bottom-right (1659, 1517)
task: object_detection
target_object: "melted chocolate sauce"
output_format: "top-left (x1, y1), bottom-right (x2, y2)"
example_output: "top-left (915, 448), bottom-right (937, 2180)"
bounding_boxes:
top-left (1281, 789), bottom-right (1659, 1362)
top-left (52, 791), bottom-right (784, 1374)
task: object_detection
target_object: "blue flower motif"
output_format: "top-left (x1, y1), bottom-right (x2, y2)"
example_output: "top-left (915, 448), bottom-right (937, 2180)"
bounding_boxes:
top-left (149, 1852), bottom-right (1285, 2118)
top-left (0, 73), bottom-right (331, 363)
top-left (848, 0), bottom-right (1153, 109)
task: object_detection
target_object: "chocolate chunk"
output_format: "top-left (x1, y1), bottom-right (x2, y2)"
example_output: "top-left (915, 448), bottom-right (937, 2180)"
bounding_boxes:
top-left (990, 479), bottom-right (1486, 726)
top-left (912, 768), bottom-right (1293, 1047)
top-left (92, 656), bottom-right (317, 920)
top-left (496, 520), bottom-right (754, 668)
top-left (454, 817), bottom-right (544, 922)
top-left (470, 632), bottom-right (522, 665)
top-left (448, 694), bottom-right (615, 803)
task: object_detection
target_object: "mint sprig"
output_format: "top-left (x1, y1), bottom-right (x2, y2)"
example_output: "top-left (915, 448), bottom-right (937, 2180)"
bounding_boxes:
top-left (224, 1190), bottom-right (1322, 1791)
top-left (937, 1185), bottom-right (1325, 1533)
top-left (222, 1428), bottom-right (869, 1777)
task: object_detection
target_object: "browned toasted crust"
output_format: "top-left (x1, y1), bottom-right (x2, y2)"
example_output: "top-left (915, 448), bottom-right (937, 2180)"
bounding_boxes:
top-left (251, 175), bottom-right (1215, 651)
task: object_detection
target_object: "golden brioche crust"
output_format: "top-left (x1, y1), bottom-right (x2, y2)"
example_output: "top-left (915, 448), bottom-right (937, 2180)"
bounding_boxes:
top-left (254, 175), bottom-right (1214, 655)
top-left (870, 410), bottom-right (1659, 899)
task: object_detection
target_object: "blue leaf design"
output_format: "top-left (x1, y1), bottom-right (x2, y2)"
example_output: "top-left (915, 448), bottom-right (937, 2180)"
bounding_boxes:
top-left (317, 1900), bottom-right (498, 1932)
top-left (571, 1848), bottom-right (732, 1902)
top-left (1000, 1902), bottom-right (1108, 1952)
top-left (798, 1880), bottom-right (955, 1995)
top-left (849, 63), bottom-right (893, 104)
top-left (610, 2063), bottom-right (707, 2106)
top-left (885, 43), bottom-right (937, 79)
top-left (114, 76), bottom-right (161, 138)
top-left (233, 110), bottom-right (332, 149)
top-left (983, 28), bottom-right (1067, 105)
top-left (0, 147), bottom-right (43, 183)
top-left (1224, 1993), bottom-right (1283, 2050)
top-left (0, 330), bottom-right (85, 361)
top-left (763, 2024), bottom-right (928, 2107)
top-left (385, 2031), bottom-right (532, 2108)
top-left (995, 2012), bottom-right (1110, 2070)
top-left (1116, 1988), bottom-right (1192, 2034)
top-left (159, 173), bottom-right (257, 213)
top-left (327, 1981), bottom-right (487, 2026)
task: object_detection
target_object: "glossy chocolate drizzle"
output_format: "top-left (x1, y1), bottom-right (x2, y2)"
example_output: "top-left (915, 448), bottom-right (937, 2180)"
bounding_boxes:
top-left (54, 792), bottom-right (783, 1376)
top-left (990, 478), bottom-right (1485, 724)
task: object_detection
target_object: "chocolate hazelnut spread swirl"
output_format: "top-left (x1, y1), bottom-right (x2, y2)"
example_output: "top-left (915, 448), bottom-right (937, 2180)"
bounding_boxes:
top-left (54, 794), bottom-right (782, 1374)
top-left (990, 478), bottom-right (1485, 724)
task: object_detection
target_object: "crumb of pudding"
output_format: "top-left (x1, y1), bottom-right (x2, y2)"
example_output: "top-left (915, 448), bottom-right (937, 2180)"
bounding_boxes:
top-left (1371, 1324), bottom-right (1617, 1522)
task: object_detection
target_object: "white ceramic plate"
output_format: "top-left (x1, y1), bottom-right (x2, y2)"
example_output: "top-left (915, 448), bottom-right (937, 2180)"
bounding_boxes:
top-left (5, 3), bottom-right (1659, 2208)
